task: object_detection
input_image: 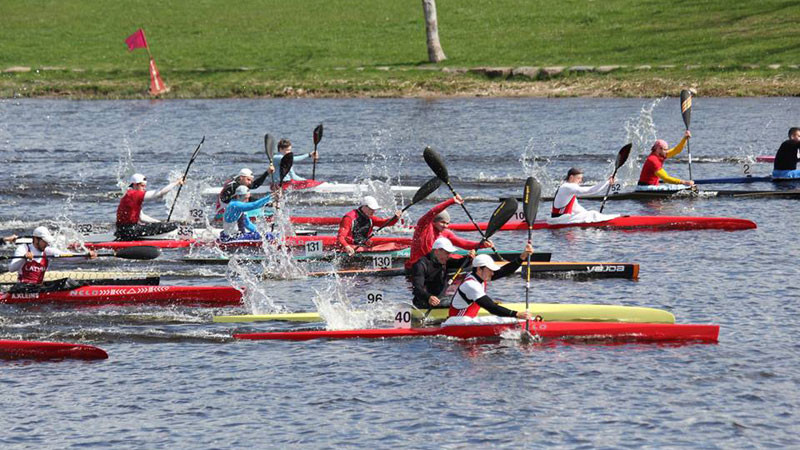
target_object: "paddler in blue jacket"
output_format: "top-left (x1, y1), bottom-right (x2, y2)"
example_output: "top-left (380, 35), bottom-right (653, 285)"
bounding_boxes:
top-left (273, 138), bottom-right (318, 183)
top-left (219, 186), bottom-right (274, 242)
top-left (216, 167), bottom-right (274, 218)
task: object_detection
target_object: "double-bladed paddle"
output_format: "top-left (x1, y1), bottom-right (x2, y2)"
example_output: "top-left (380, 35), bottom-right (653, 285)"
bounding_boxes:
top-left (270, 151), bottom-right (295, 232)
top-left (599, 143), bottom-right (632, 213)
top-left (357, 177), bottom-right (442, 246)
top-left (0, 245), bottom-right (161, 261)
top-left (265, 133), bottom-right (276, 182)
top-left (423, 146), bottom-right (502, 258)
top-left (423, 196), bottom-right (519, 320)
top-left (167, 136), bottom-right (205, 222)
top-left (680, 89), bottom-right (694, 180)
top-left (312, 124), bottom-right (323, 180)
top-left (521, 177), bottom-right (541, 344)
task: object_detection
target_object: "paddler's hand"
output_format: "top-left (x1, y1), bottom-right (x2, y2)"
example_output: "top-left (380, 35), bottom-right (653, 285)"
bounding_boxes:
top-left (483, 239), bottom-right (495, 249)
top-left (393, 210), bottom-right (403, 219)
top-left (454, 194), bottom-right (464, 205)
top-left (176, 177), bottom-right (185, 186)
top-left (516, 311), bottom-right (532, 320)
top-left (684, 130), bottom-right (692, 139)
top-left (268, 164), bottom-right (275, 174)
top-left (344, 245), bottom-right (355, 256)
top-left (608, 175), bottom-right (616, 184)
top-left (520, 242), bottom-right (534, 260)
top-left (682, 179), bottom-right (695, 186)
top-left (429, 295), bottom-right (441, 307)
top-left (87, 250), bottom-right (98, 260)
top-left (310, 151), bottom-right (319, 161)
top-left (24, 251), bottom-right (33, 260)
top-left (3, 234), bottom-right (17, 244)
top-left (467, 249), bottom-right (476, 258)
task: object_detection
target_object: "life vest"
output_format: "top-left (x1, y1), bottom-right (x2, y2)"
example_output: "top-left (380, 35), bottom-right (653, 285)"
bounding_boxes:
top-left (448, 273), bottom-right (486, 318)
top-left (551, 189), bottom-right (577, 218)
top-left (344, 208), bottom-right (373, 245)
top-left (638, 154), bottom-right (665, 186)
top-left (18, 244), bottom-right (48, 284)
top-left (216, 178), bottom-right (236, 215)
top-left (116, 189), bottom-right (146, 225)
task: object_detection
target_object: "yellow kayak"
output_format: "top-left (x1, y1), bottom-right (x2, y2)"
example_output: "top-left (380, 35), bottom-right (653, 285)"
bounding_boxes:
top-left (213, 303), bottom-right (675, 324)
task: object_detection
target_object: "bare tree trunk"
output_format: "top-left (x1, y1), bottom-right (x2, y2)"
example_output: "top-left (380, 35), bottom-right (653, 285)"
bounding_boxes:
top-left (422, 0), bottom-right (446, 63)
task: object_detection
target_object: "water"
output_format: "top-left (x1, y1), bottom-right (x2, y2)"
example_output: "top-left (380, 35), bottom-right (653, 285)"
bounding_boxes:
top-left (1, 98), bottom-right (799, 448)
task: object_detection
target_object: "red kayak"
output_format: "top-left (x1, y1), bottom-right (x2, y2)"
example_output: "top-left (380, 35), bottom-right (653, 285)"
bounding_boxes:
top-left (0, 339), bottom-right (108, 360)
top-left (448, 216), bottom-right (756, 232)
top-left (755, 155), bottom-right (774, 163)
top-left (1, 285), bottom-right (242, 307)
top-left (234, 321), bottom-right (719, 343)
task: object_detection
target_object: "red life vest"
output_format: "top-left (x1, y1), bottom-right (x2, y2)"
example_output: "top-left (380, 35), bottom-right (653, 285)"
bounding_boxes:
top-left (638, 154), bottom-right (665, 185)
top-left (116, 189), bottom-right (146, 225)
top-left (18, 244), bottom-right (48, 284)
top-left (551, 194), bottom-right (577, 217)
top-left (448, 274), bottom-right (486, 318)
top-left (342, 208), bottom-right (373, 245)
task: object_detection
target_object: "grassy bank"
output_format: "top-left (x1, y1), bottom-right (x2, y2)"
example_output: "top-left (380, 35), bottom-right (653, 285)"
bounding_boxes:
top-left (2, 0), bottom-right (799, 98)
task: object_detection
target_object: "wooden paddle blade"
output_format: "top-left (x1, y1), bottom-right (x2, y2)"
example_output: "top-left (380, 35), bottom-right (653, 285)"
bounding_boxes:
top-left (485, 197), bottom-right (519, 238)
top-left (313, 124), bottom-right (323, 145)
top-left (680, 89), bottom-right (692, 129)
top-left (423, 146), bottom-right (449, 183)
top-left (113, 246), bottom-right (161, 260)
top-left (616, 143), bottom-right (632, 169)
top-left (411, 177), bottom-right (442, 204)
top-left (522, 177), bottom-right (541, 227)
top-left (265, 134), bottom-right (275, 160)
top-left (279, 152), bottom-right (294, 182)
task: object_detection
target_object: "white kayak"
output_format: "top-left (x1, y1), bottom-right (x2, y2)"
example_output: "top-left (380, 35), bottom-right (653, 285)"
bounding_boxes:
top-left (201, 181), bottom-right (419, 197)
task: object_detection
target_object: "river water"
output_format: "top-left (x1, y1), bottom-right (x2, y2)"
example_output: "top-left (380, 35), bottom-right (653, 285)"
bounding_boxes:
top-left (0, 98), bottom-right (798, 448)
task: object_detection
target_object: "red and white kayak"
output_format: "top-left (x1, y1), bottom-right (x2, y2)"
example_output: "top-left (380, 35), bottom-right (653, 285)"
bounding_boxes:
top-left (0, 339), bottom-right (108, 360)
top-left (202, 181), bottom-right (420, 197)
top-left (0, 285), bottom-right (242, 307)
top-left (448, 216), bottom-right (757, 232)
top-left (235, 321), bottom-right (719, 343)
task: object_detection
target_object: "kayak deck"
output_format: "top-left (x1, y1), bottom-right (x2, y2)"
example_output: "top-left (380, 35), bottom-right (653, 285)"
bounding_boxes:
top-left (234, 320), bottom-right (718, 343)
top-left (0, 339), bottom-right (108, 360)
top-left (450, 216), bottom-right (756, 232)
top-left (0, 285), bottom-right (242, 307)
top-left (214, 302), bottom-right (674, 324)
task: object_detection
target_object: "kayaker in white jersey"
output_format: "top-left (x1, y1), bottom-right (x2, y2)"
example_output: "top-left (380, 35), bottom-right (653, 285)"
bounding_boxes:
top-left (7, 226), bottom-right (96, 293)
top-left (549, 167), bottom-right (618, 224)
top-left (444, 248), bottom-right (534, 325)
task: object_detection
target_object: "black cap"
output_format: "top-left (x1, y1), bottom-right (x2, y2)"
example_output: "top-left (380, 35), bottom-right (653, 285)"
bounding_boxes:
top-left (565, 167), bottom-right (583, 180)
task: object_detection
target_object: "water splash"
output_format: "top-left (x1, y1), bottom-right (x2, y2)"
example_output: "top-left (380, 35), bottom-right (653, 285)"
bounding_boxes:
top-left (520, 137), bottom-right (558, 194)
top-left (620, 98), bottom-right (665, 187)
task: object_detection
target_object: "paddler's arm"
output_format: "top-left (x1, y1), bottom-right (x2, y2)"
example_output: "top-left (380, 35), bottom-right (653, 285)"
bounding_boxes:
top-left (410, 260), bottom-right (437, 307)
top-left (474, 295), bottom-right (529, 319)
top-left (655, 169), bottom-right (693, 186)
top-left (337, 215), bottom-right (356, 255)
top-left (665, 131), bottom-right (691, 159)
top-left (445, 232), bottom-right (494, 251)
top-left (2, 235), bottom-right (17, 244)
top-left (145, 178), bottom-right (184, 201)
top-left (418, 197), bottom-right (458, 229)
top-left (492, 243), bottom-right (534, 280)
top-left (251, 167), bottom-right (274, 190)
top-left (240, 195), bottom-right (272, 212)
top-left (7, 245), bottom-right (28, 272)
top-left (219, 182), bottom-right (236, 205)
top-left (372, 211), bottom-right (403, 228)
top-left (293, 152), bottom-right (311, 163)
top-left (138, 213), bottom-right (160, 223)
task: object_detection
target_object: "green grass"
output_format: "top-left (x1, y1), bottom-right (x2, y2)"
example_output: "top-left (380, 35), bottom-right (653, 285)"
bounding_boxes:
top-left (2, 0), bottom-right (799, 97)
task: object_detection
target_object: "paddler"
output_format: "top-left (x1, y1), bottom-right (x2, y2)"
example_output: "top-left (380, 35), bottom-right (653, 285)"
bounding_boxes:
top-left (273, 138), bottom-right (318, 183)
top-left (444, 248), bottom-right (534, 322)
top-left (772, 127), bottom-right (800, 178)
top-left (404, 194), bottom-right (493, 271)
top-left (636, 130), bottom-right (694, 190)
top-left (550, 168), bottom-right (618, 224)
top-left (115, 173), bottom-right (184, 240)
top-left (220, 186), bottom-right (274, 242)
top-left (410, 237), bottom-right (475, 309)
top-left (7, 226), bottom-right (96, 293)
top-left (337, 196), bottom-right (402, 256)
top-left (216, 167), bottom-right (274, 217)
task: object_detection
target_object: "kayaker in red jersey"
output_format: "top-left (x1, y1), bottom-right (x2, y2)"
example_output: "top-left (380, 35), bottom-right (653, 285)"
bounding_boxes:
top-left (337, 196), bottom-right (402, 255)
top-left (115, 173), bottom-right (184, 240)
top-left (444, 249), bottom-right (533, 322)
top-left (637, 130), bottom-right (694, 190)
top-left (7, 226), bottom-right (96, 293)
top-left (404, 194), bottom-right (493, 271)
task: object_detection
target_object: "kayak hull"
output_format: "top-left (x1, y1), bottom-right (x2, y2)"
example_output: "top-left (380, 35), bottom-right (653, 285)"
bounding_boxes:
top-left (0, 285), bottom-right (242, 307)
top-left (449, 216), bottom-right (757, 232)
top-left (214, 302), bottom-right (674, 324)
top-left (0, 339), bottom-right (108, 360)
top-left (234, 321), bottom-right (718, 343)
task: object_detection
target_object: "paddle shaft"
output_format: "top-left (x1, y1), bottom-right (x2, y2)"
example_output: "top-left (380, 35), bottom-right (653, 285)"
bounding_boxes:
top-left (167, 137), bottom-right (205, 222)
top-left (312, 141), bottom-right (318, 180)
top-left (599, 168), bottom-right (620, 213)
top-left (686, 129), bottom-right (693, 181)
top-left (524, 228), bottom-right (532, 334)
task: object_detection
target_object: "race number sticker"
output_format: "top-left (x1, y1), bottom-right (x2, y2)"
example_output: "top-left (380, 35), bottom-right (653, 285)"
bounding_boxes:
top-left (393, 308), bottom-right (412, 329)
top-left (366, 290), bottom-right (383, 304)
top-left (372, 255), bottom-right (392, 269)
top-left (177, 225), bottom-right (193, 238)
top-left (305, 240), bottom-right (323, 257)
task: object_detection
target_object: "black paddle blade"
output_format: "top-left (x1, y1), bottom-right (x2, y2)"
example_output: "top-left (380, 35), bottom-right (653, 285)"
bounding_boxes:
top-left (522, 177), bottom-right (541, 227)
top-left (423, 146), bottom-right (449, 183)
top-left (265, 134), bottom-right (275, 160)
top-left (114, 246), bottom-right (161, 260)
top-left (411, 177), bottom-right (442, 204)
top-left (313, 124), bottom-right (323, 145)
top-left (615, 143), bottom-right (632, 170)
top-left (680, 89), bottom-right (692, 129)
top-left (279, 152), bottom-right (294, 182)
top-left (485, 197), bottom-right (519, 238)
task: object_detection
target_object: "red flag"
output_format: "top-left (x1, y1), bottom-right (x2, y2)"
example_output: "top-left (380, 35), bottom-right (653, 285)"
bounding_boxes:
top-left (125, 29), bottom-right (148, 51)
top-left (148, 58), bottom-right (168, 96)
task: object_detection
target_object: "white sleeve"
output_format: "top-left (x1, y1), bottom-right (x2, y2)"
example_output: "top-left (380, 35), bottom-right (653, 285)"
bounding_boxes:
top-left (144, 181), bottom-right (179, 201)
top-left (139, 213), bottom-right (160, 223)
top-left (7, 245), bottom-right (28, 273)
